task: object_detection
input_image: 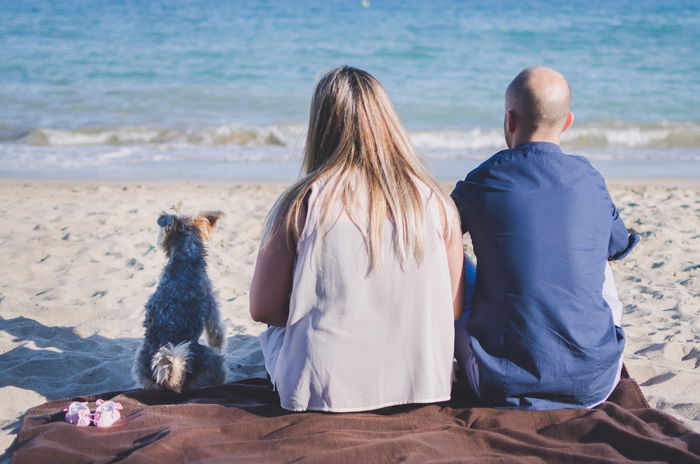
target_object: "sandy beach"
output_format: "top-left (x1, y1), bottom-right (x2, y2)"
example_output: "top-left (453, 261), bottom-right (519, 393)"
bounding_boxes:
top-left (1, 179), bottom-right (699, 456)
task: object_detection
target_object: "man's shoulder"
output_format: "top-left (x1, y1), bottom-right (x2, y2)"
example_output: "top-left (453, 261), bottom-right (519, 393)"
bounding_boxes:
top-left (468, 145), bottom-right (602, 180)
top-left (450, 149), bottom-right (510, 199)
top-left (558, 151), bottom-right (607, 185)
top-left (562, 151), bottom-right (598, 169)
top-left (465, 148), bottom-right (517, 180)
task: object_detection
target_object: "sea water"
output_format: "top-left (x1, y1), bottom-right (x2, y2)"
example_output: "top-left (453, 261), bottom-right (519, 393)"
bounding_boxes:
top-left (1, 0), bottom-right (699, 180)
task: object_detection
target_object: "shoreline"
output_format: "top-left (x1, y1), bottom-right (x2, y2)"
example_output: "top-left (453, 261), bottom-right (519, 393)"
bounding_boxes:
top-left (2, 154), bottom-right (699, 184)
top-left (1, 176), bottom-right (699, 188)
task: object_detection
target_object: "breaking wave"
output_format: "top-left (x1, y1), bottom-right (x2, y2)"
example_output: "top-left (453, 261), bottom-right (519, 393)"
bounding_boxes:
top-left (411, 121), bottom-right (700, 152)
top-left (9, 121), bottom-right (700, 153)
top-left (19, 124), bottom-right (306, 148)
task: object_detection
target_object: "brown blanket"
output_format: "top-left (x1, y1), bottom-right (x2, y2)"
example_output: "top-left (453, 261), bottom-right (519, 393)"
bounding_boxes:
top-left (11, 370), bottom-right (700, 463)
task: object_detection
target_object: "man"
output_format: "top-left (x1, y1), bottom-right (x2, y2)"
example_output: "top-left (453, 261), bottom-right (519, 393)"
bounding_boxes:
top-left (451, 67), bottom-right (639, 409)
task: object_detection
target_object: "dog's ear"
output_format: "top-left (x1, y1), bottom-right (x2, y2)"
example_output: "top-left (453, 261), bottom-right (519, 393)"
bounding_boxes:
top-left (157, 213), bottom-right (176, 253)
top-left (198, 211), bottom-right (224, 228)
top-left (192, 211), bottom-right (223, 240)
top-left (157, 213), bottom-right (175, 229)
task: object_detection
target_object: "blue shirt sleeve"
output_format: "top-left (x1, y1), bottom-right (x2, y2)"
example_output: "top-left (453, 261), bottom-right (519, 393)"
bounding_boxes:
top-left (450, 180), bottom-right (469, 234)
top-left (608, 202), bottom-right (640, 261)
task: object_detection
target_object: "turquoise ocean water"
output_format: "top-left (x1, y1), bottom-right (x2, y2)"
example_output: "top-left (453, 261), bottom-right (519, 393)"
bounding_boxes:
top-left (1, 0), bottom-right (699, 180)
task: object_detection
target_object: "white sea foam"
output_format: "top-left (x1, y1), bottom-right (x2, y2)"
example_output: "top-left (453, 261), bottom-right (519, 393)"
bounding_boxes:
top-left (563, 121), bottom-right (700, 149)
top-left (14, 121), bottom-right (700, 152)
top-left (2, 121), bottom-right (699, 178)
top-left (409, 128), bottom-right (504, 151)
top-left (21, 124), bottom-right (307, 148)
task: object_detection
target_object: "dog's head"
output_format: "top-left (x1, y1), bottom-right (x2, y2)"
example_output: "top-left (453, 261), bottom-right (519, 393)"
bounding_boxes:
top-left (157, 210), bottom-right (224, 258)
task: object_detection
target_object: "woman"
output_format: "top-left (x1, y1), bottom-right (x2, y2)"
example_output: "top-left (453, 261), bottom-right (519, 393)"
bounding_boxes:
top-left (250, 66), bottom-right (464, 412)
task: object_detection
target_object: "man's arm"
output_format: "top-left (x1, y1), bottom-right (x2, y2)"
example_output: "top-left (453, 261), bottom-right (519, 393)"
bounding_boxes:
top-left (608, 202), bottom-right (640, 261)
top-left (450, 179), bottom-right (470, 234)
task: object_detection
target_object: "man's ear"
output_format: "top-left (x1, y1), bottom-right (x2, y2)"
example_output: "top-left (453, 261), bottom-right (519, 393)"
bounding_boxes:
top-left (562, 112), bottom-right (574, 133)
top-left (506, 110), bottom-right (517, 134)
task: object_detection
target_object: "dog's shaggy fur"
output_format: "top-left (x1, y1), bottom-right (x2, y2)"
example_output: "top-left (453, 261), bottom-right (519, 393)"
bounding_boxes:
top-left (133, 210), bottom-right (226, 392)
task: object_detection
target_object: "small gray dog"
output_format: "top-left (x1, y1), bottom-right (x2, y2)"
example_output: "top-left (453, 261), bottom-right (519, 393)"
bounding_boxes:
top-left (133, 209), bottom-right (226, 392)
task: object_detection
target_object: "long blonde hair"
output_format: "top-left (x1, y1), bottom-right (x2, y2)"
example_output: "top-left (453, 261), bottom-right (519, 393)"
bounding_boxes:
top-left (263, 66), bottom-right (459, 270)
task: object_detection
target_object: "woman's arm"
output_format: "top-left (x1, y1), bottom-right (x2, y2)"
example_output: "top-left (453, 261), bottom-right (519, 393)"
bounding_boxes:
top-left (249, 201), bottom-right (307, 327)
top-left (249, 225), bottom-right (295, 326)
top-left (438, 199), bottom-right (466, 320)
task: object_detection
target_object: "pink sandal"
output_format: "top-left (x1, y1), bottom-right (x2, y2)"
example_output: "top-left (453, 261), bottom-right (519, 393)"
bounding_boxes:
top-left (63, 402), bottom-right (92, 427)
top-left (92, 399), bottom-right (123, 427)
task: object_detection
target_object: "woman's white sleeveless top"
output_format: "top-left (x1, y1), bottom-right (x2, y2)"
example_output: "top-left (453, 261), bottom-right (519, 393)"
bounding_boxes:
top-left (258, 176), bottom-right (455, 412)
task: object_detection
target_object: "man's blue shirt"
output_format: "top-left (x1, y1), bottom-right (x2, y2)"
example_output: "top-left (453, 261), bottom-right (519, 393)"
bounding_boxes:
top-left (451, 142), bottom-right (639, 409)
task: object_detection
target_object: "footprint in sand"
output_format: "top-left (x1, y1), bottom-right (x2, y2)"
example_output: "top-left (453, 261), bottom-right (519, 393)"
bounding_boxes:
top-left (640, 371), bottom-right (677, 387)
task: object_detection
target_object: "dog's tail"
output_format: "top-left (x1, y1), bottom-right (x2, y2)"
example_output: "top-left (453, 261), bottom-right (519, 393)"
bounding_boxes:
top-left (151, 341), bottom-right (191, 392)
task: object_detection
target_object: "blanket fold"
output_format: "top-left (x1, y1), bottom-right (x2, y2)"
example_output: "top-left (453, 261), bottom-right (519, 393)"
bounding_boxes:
top-left (11, 372), bottom-right (700, 463)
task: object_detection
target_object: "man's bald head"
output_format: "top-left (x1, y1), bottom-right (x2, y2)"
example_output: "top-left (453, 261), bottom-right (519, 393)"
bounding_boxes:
top-left (505, 66), bottom-right (572, 135)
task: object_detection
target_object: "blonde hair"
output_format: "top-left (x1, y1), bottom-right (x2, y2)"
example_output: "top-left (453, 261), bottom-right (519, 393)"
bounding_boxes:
top-left (263, 66), bottom-right (459, 270)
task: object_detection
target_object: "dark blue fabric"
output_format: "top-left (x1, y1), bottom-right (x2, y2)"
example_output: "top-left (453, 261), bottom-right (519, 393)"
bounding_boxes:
top-left (451, 142), bottom-right (639, 409)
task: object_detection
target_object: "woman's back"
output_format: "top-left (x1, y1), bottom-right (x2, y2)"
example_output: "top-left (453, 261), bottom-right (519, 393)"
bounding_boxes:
top-left (259, 175), bottom-right (455, 412)
top-left (250, 66), bottom-right (464, 412)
